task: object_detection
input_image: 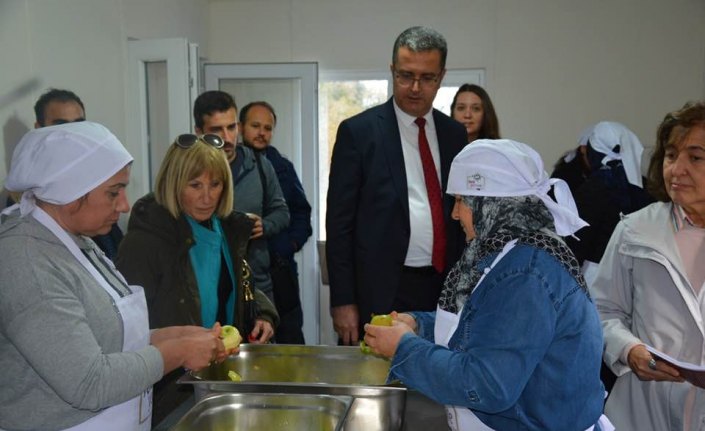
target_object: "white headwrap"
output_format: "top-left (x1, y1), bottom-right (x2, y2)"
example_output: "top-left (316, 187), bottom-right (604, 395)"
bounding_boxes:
top-left (446, 139), bottom-right (588, 237)
top-left (577, 121), bottom-right (644, 188)
top-left (4, 121), bottom-right (133, 215)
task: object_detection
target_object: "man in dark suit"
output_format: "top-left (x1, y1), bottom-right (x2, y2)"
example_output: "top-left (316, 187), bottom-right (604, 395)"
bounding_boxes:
top-left (326, 26), bottom-right (467, 344)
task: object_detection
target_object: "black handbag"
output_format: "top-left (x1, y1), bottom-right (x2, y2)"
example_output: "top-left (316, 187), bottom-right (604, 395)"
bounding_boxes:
top-left (241, 259), bottom-right (260, 337)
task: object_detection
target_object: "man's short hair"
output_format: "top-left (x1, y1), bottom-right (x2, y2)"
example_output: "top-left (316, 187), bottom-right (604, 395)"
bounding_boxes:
top-left (239, 101), bottom-right (277, 126)
top-left (392, 26), bottom-right (448, 69)
top-left (193, 91), bottom-right (237, 130)
top-left (34, 88), bottom-right (85, 126)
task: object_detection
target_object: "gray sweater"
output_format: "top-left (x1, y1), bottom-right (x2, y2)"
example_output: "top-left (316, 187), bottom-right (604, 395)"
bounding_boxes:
top-left (0, 214), bottom-right (163, 430)
top-left (231, 145), bottom-right (289, 296)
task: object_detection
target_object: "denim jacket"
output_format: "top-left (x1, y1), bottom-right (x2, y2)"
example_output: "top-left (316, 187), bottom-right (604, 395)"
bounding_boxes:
top-left (390, 243), bottom-right (605, 431)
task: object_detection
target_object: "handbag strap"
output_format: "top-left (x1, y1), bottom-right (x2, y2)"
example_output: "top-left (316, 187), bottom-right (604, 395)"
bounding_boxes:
top-left (241, 259), bottom-right (255, 301)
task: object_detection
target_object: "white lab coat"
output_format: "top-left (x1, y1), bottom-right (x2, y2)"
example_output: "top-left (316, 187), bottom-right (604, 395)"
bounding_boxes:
top-left (590, 202), bottom-right (705, 430)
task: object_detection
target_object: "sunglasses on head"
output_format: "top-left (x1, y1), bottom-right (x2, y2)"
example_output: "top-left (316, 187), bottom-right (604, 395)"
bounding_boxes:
top-left (174, 133), bottom-right (225, 149)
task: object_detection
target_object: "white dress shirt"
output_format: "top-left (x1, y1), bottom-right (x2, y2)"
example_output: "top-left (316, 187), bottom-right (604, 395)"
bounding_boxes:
top-left (393, 100), bottom-right (442, 267)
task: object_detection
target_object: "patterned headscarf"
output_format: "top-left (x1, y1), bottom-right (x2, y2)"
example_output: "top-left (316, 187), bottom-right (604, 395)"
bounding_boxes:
top-left (439, 140), bottom-right (587, 313)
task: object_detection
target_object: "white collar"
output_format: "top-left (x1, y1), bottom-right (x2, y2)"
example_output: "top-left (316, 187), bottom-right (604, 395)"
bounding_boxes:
top-left (392, 98), bottom-right (434, 128)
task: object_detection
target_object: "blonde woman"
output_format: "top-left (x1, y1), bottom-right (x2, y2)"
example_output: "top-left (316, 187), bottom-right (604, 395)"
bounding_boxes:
top-left (117, 134), bottom-right (278, 425)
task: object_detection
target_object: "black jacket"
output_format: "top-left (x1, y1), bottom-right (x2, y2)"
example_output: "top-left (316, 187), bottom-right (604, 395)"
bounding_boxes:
top-left (116, 194), bottom-right (279, 330)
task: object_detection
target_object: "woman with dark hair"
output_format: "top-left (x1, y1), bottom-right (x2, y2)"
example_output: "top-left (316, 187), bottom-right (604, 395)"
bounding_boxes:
top-left (450, 83), bottom-right (500, 143)
top-left (591, 101), bottom-right (705, 430)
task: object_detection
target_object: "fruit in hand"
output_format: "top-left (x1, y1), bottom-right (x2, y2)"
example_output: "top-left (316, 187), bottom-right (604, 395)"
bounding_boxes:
top-left (370, 314), bottom-right (393, 326)
top-left (360, 314), bottom-right (393, 354)
top-left (221, 325), bottom-right (242, 350)
top-left (227, 370), bottom-right (242, 382)
top-left (360, 341), bottom-right (372, 354)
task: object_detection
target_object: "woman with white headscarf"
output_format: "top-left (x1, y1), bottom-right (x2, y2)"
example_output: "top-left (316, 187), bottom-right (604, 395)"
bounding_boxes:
top-left (0, 122), bottom-right (231, 431)
top-left (554, 122), bottom-right (655, 395)
top-left (555, 121), bottom-right (654, 272)
top-left (364, 139), bottom-right (612, 431)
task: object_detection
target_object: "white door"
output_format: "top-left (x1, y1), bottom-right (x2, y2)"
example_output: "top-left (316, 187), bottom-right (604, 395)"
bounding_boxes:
top-left (204, 63), bottom-right (320, 343)
top-left (126, 38), bottom-right (198, 202)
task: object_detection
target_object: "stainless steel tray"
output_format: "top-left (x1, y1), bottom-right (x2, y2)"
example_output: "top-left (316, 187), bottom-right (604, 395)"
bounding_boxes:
top-left (178, 344), bottom-right (407, 431)
top-left (169, 392), bottom-right (352, 431)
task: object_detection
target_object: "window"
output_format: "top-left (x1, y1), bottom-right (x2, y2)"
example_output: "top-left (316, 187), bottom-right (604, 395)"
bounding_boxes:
top-left (317, 69), bottom-right (485, 238)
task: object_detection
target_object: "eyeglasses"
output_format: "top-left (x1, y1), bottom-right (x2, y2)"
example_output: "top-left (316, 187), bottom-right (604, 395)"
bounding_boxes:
top-left (174, 133), bottom-right (225, 149)
top-left (393, 69), bottom-right (441, 88)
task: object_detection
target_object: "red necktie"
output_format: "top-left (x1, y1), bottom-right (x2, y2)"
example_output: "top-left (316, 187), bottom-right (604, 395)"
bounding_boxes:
top-left (415, 117), bottom-right (446, 273)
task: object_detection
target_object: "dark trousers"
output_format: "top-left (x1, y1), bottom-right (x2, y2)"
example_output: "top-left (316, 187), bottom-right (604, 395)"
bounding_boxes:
top-left (271, 255), bottom-right (305, 344)
top-left (275, 306), bottom-right (305, 344)
top-left (393, 266), bottom-right (445, 312)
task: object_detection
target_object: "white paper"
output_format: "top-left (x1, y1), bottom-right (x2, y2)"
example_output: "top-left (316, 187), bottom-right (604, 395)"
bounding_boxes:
top-left (646, 345), bottom-right (705, 389)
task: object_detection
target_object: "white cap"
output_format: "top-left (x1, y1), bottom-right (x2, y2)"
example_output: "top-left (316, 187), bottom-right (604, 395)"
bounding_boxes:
top-left (5, 121), bottom-right (133, 215)
top-left (447, 139), bottom-right (588, 237)
top-left (578, 121), bottom-right (644, 188)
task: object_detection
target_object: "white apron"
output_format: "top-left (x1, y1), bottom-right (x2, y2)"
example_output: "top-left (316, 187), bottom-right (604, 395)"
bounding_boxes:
top-left (33, 208), bottom-right (153, 431)
top-left (434, 240), bottom-right (517, 431)
top-left (433, 240), bottom-right (614, 431)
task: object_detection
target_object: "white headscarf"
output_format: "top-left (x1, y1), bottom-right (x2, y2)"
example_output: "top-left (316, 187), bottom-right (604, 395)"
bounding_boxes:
top-left (446, 139), bottom-right (588, 237)
top-left (4, 121), bottom-right (133, 215)
top-left (577, 121), bottom-right (644, 187)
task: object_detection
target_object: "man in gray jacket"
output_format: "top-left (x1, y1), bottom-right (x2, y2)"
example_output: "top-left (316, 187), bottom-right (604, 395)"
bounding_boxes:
top-left (193, 90), bottom-right (289, 301)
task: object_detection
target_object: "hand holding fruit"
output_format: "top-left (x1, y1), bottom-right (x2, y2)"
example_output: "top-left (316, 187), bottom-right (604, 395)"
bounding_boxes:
top-left (390, 312), bottom-right (417, 332)
top-left (360, 313), bottom-right (393, 354)
top-left (180, 329), bottom-right (223, 371)
top-left (362, 312), bottom-right (414, 359)
top-left (207, 323), bottom-right (240, 365)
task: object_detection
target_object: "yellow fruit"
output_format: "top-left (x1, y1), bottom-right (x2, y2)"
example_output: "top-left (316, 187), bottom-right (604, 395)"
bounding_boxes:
top-left (360, 314), bottom-right (393, 354)
top-left (370, 314), bottom-right (393, 326)
top-left (359, 340), bottom-right (372, 354)
top-left (227, 370), bottom-right (242, 382)
top-left (221, 325), bottom-right (242, 350)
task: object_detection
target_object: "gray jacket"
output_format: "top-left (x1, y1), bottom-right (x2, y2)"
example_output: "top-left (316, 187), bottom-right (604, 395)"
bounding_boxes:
top-left (0, 214), bottom-right (163, 430)
top-left (230, 145), bottom-right (289, 296)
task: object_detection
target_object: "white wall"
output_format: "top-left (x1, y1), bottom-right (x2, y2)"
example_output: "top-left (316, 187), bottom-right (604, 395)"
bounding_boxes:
top-left (0, 0), bottom-right (208, 203)
top-left (0, 0), bottom-right (125, 204)
top-left (3, 0), bottom-right (703, 202)
top-left (207, 0), bottom-right (705, 164)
